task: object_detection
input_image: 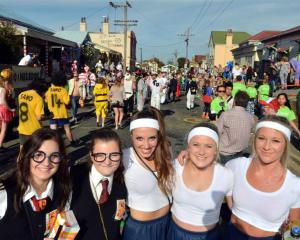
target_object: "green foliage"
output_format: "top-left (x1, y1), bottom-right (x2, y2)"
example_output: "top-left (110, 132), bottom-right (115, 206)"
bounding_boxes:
top-left (177, 57), bottom-right (186, 68)
top-left (149, 57), bottom-right (165, 68)
top-left (81, 43), bottom-right (100, 66)
top-left (0, 21), bottom-right (22, 64)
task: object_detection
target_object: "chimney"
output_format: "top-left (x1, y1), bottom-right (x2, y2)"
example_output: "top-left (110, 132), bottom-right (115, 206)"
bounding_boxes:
top-left (80, 17), bottom-right (87, 32)
top-left (102, 16), bottom-right (109, 34)
top-left (226, 29), bottom-right (233, 45)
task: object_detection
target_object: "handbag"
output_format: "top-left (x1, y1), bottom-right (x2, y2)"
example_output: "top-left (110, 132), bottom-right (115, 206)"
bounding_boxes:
top-left (202, 95), bottom-right (212, 104)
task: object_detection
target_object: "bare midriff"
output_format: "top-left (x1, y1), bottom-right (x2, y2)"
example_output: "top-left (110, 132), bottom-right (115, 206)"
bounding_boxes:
top-left (231, 214), bottom-right (278, 237)
top-left (130, 205), bottom-right (170, 221)
top-left (172, 214), bottom-right (216, 232)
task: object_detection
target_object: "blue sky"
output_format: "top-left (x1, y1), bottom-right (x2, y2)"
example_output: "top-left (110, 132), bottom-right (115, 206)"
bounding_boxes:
top-left (1, 0), bottom-right (300, 63)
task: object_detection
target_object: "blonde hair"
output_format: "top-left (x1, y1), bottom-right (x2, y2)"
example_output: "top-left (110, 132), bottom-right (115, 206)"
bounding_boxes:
top-left (252, 115), bottom-right (291, 169)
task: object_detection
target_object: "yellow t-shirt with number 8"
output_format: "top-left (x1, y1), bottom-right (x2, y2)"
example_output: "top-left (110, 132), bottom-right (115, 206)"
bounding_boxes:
top-left (45, 85), bottom-right (70, 119)
top-left (17, 90), bottom-right (44, 135)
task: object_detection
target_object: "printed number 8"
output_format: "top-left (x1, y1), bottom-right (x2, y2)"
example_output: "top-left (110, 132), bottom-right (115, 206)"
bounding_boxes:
top-left (20, 102), bottom-right (28, 122)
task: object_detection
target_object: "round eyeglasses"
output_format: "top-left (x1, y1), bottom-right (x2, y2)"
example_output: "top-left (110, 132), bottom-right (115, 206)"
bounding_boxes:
top-left (91, 152), bottom-right (122, 162)
top-left (31, 151), bottom-right (62, 164)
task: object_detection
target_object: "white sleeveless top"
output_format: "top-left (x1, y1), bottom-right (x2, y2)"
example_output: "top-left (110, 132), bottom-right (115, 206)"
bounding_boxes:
top-left (226, 157), bottom-right (300, 232)
top-left (123, 148), bottom-right (169, 212)
top-left (171, 161), bottom-right (233, 226)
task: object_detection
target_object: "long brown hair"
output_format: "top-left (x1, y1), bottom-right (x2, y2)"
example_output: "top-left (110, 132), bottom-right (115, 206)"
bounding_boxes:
top-left (89, 128), bottom-right (124, 183)
top-left (131, 107), bottom-right (174, 196)
top-left (14, 128), bottom-right (71, 212)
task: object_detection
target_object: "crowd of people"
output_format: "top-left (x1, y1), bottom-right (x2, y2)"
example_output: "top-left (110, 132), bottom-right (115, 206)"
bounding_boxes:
top-left (0, 56), bottom-right (300, 240)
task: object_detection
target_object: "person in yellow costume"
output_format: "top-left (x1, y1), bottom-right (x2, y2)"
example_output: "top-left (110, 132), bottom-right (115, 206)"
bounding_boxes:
top-left (45, 72), bottom-right (79, 147)
top-left (93, 77), bottom-right (109, 127)
top-left (17, 79), bottom-right (48, 146)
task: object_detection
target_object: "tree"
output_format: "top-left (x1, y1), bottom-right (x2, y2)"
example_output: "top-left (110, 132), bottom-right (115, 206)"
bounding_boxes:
top-left (0, 21), bottom-right (22, 64)
top-left (177, 57), bottom-right (186, 68)
top-left (149, 57), bottom-right (165, 68)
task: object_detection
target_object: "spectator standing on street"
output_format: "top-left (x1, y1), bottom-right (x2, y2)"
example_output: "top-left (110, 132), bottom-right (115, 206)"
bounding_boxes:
top-left (70, 128), bottom-right (127, 240)
top-left (224, 81), bottom-right (234, 110)
top-left (0, 128), bottom-right (71, 240)
top-left (137, 73), bottom-right (148, 111)
top-left (278, 56), bottom-right (290, 90)
top-left (232, 75), bottom-right (246, 97)
top-left (17, 80), bottom-right (47, 147)
top-left (123, 73), bottom-right (134, 117)
top-left (68, 72), bottom-right (86, 123)
top-left (246, 82), bottom-right (257, 116)
top-left (186, 77), bottom-right (198, 110)
top-left (0, 77), bottom-right (15, 152)
top-left (167, 122), bottom-right (233, 240)
top-left (109, 77), bottom-right (125, 130)
top-left (45, 72), bottom-right (78, 146)
top-left (150, 74), bottom-right (162, 110)
top-left (122, 107), bottom-right (174, 240)
top-left (93, 77), bottom-right (109, 128)
top-left (232, 63), bottom-right (242, 80)
top-left (168, 74), bottom-right (178, 103)
top-left (217, 91), bottom-right (255, 163)
top-left (276, 93), bottom-right (300, 137)
top-left (210, 85), bottom-right (228, 121)
top-left (201, 80), bottom-right (213, 119)
top-left (71, 60), bottom-right (78, 76)
top-left (257, 73), bottom-right (271, 117)
top-left (289, 58), bottom-right (300, 86)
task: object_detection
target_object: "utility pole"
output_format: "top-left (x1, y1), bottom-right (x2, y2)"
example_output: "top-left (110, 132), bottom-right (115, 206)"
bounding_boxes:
top-left (109, 1), bottom-right (138, 73)
top-left (173, 49), bottom-right (178, 66)
top-left (178, 27), bottom-right (194, 69)
top-left (139, 47), bottom-right (143, 65)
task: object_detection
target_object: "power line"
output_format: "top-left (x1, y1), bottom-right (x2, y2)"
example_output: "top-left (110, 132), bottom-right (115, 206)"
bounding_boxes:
top-left (64, 6), bottom-right (109, 30)
top-left (196, 0), bottom-right (214, 31)
top-left (197, 0), bottom-right (235, 34)
top-left (137, 41), bottom-right (184, 48)
top-left (190, 0), bottom-right (209, 29)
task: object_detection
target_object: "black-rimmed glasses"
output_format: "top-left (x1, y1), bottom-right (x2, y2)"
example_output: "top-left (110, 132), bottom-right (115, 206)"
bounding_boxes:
top-left (31, 151), bottom-right (62, 164)
top-left (91, 152), bottom-right (122, 162)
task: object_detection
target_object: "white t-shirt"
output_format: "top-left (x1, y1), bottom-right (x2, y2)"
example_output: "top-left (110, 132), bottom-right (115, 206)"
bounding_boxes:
top-left (171, 161), bottom-right (233, 226)
top-left (226, 157), bottom-right (300, 232)
top-left (232, 67), bottom-right (242, 79)
top-left (150, 79), bottom-right (162, 96)
top-left (123, 147), bottom-right (169, 212)
top-left (18, 55), bottom-right (32, 66)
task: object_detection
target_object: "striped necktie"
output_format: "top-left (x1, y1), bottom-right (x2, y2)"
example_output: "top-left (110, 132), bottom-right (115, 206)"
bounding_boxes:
top-left (99, 179), bottom-right (109, 205)
top-left (30, 196), bottom-right (48, 212)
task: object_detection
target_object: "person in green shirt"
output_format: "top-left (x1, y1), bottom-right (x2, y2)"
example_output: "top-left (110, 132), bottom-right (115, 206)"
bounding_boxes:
top-left (232, 75), bottom-right (246, 97)
top-left (210, 85), bottom-right (228, 121)
top-left (258, 73), bottom-right (270, 101)
top-left (277, 93), bottom-right (300, 137)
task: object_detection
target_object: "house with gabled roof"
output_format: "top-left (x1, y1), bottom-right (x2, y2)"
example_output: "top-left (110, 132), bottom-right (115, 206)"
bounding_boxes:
top-left (207, 29), bottom-right (251, 68)
top-left (231, 30), bottom-right (281, 67)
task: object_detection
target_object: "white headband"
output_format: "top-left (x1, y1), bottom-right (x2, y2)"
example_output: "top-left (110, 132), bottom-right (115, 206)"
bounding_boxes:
top-left (130, 118), bottom-right (160, 131)
top-left (255, 121), bottom-right (291, 141)
top-left (187, 127), bottom-right (219, 147)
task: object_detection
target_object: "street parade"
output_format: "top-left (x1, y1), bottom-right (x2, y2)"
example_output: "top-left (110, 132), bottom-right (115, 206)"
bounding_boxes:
top-left (0, 0), bottom-right (300, 239)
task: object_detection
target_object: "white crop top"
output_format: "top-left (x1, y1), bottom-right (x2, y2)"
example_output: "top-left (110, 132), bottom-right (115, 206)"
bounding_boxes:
top-left (226, 157), bottom-right (300, 232)
top-left (123, 148), bottom-right (169, 212)
top-left (171, 161), bottom-right (233, 226)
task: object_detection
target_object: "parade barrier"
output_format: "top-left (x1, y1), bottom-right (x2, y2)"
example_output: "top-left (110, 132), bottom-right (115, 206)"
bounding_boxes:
top-left (11, 66), bottom-right (42, 88)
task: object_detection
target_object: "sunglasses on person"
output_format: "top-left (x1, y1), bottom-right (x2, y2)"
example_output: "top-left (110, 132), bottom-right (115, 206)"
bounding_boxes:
top-left (91, 152), bottom-right (122, 162)
top-left (218, 90), bottom-right (225, 93)
top-left (31, 151), bottom-right (62, 164)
